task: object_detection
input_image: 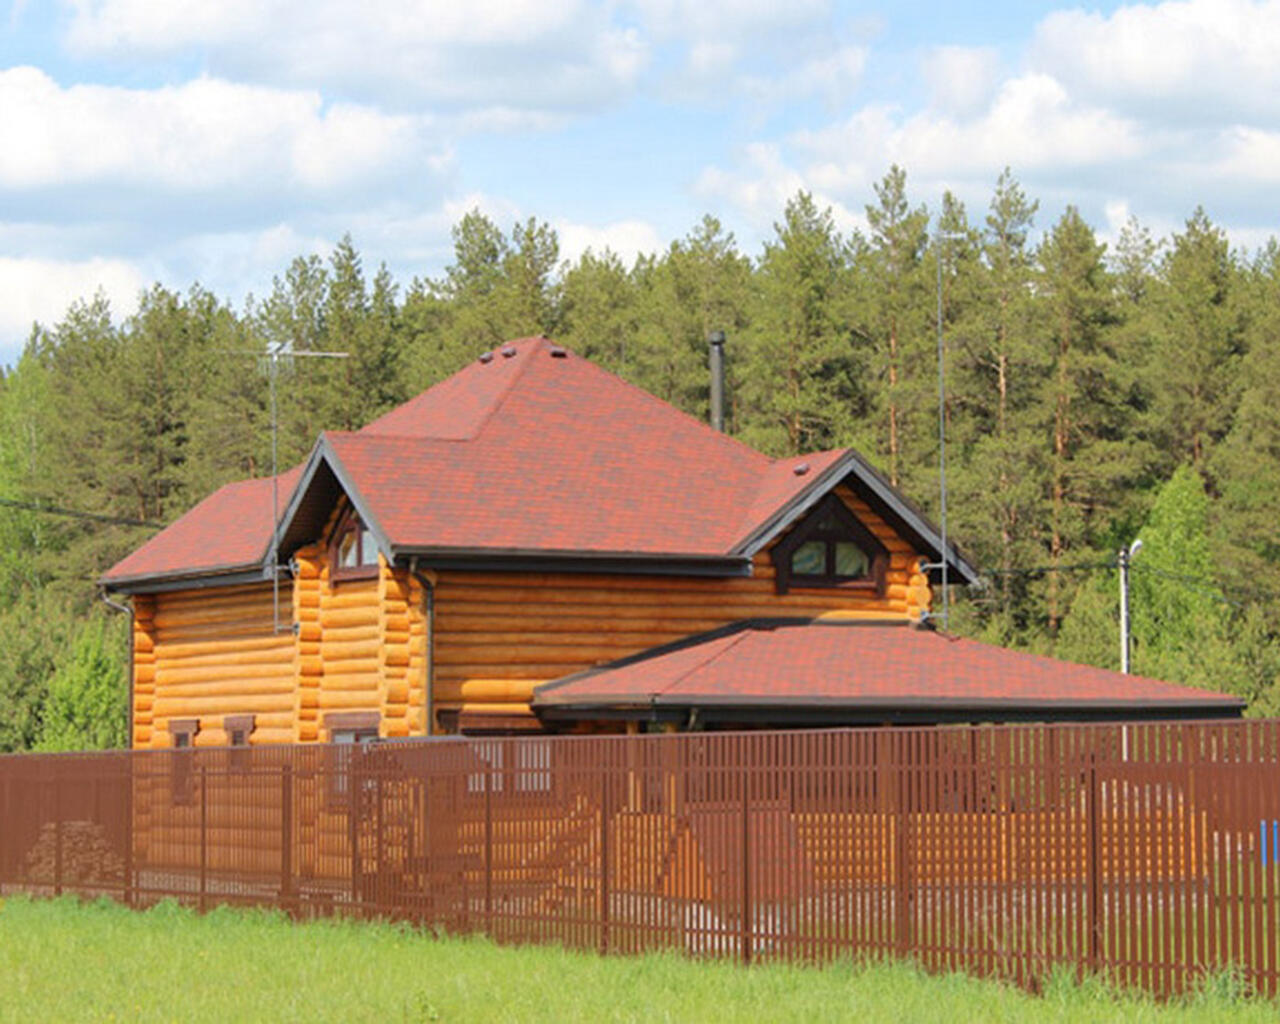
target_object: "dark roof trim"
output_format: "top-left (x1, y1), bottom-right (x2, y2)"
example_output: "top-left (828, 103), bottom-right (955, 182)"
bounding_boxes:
top-left (734, 449), bottom-right (979, 585)
top-left (839, 449), bottom-right (979, 585)
top-left (732, 452), bottom-right (858, 557)
top-left (395, 549), bottom-right (752, 578)
top-left (536, 703), bottom-right (1243, 726)
top-left (104, 564), bottom-right (273, 595)
top-left (274, 436), bottom-right (395, 568)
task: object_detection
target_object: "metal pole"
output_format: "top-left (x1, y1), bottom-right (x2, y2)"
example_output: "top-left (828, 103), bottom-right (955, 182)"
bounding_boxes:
top-left (936, 232), bottom-right (949, 631)
top-left (1119, 546), bottom-right (1131, 674)
top-left (270, 351), bottom-right (281, 634)
top-left (708, 331), bottom-right (726, 433)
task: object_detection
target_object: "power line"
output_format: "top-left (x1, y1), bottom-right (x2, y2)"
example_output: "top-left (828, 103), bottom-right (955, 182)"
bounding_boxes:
top-left (0, 496), bottom-right (163, 529)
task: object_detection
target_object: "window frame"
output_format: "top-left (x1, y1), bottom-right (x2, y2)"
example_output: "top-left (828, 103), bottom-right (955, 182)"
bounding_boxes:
top-left (329, 506), bottom-right (380, 582)
top-left (324, 712), bottom-right (381, 806)
top-left (770, 493), bottom-right (889, 595)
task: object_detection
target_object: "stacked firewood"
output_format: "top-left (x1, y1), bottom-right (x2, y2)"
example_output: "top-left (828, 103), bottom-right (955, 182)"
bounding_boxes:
top-left (23, 821), bottom-right (124, 885)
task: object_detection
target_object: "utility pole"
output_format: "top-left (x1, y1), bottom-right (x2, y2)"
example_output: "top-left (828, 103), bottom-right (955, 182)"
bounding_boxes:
top-left (1118, 538), bottom-right (1143, 673)
top-left (932, 223), bottom-right (965, 631)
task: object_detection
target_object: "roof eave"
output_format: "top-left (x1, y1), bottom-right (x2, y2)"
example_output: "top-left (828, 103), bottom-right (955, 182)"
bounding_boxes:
top-left (390, 547), bottom-right (753, 578)
top-left (274, 435), bottom-right (396, 566)
top-left (101, 563), bottom-right (273, 595)
top-left (733, 450), bottom-right (980, 585)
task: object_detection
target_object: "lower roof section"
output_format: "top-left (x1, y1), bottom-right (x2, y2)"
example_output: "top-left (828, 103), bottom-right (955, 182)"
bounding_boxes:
top-left (533, 617), bottom-right (1245, 726)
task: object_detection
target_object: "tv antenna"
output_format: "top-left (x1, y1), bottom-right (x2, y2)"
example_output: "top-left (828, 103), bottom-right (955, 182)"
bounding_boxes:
top-left (236, 343), bottom-right (349, 632)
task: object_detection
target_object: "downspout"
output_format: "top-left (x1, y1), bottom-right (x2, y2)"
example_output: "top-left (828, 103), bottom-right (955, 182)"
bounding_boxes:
top-left (100, 588), bottom-right (134, 748)
top-left (409, 557), bottom-right (437, 736)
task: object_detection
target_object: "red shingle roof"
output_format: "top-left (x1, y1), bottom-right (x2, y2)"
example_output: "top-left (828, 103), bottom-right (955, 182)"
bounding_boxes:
top-left (107, 337), bottom-right (919, 584)
top-left (533, 619), bottom-right (1244, 719)
top-left (102, 467), bottom-right (302, 585)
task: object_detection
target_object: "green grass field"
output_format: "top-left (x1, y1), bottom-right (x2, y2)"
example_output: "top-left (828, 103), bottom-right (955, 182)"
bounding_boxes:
top-left (0, 896), bottom-right (1275, 1023)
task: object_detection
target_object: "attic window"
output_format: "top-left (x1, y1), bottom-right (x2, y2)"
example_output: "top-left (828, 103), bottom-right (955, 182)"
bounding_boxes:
top-left (331, 507), bottom-right (379, 581)
top-left (770, 493), bottom-right (888, 595)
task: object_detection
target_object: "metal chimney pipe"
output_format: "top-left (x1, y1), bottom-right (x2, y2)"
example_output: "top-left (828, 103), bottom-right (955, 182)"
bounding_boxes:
top-left (708, 331), bottom-right (726, 432)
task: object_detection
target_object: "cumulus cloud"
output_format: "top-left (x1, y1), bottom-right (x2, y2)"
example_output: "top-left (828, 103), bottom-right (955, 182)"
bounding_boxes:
top-left (0, 67), bottom-right (436, 193)
top-left (0, 254), bottom-right (146, 362)
top-left (921, 45), bottom-right (1000, 116)
top-left (60, 0), bottom-right (649, 114)
top-left (1031, 0), bottom-right (1280, 122)
top-left (556, 218), bottom-right (664, 265)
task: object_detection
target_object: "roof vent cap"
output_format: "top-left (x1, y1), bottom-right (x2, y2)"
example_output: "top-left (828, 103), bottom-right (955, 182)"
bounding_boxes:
top-left (501, 346), bottom-right (517, 358)
top-left (479, 351), bottom-right (494, 364)
top-left (793, 462), bottom-right (810, 476)
top-left (549, 346), bottom-right (567, 358)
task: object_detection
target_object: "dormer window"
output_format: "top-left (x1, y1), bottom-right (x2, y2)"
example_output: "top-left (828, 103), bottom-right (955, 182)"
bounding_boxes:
top-left (331, 507), bottom-right (379, 580)
top-left (771, 493), bottom-right (888, 594)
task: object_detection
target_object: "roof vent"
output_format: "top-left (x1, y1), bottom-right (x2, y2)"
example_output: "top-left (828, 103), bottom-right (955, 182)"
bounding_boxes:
top-left (501, 346), bottom-right (517, 358)
top-left (479, 351), bottom-right (494, 364)
top-left (793, 462), bottom-right (810, 476)
top-left (549, 346), bottom-right (567, 358)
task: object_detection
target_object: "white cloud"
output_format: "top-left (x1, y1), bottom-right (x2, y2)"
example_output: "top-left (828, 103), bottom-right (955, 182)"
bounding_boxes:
top-left (921, 45), bottom-right (1000, 116)
top-left (0, 254), bottom-right (146, 362)
top-left (740, 45), bottom-right (867, 110)
top-left (556, 218), bottom-right (664, 265)
top-left (627, 0), bottom-right (830, 42)
top-left (0, 67), bottom-right (434, 192)
top-left (796, 75), bottom-right (1144, 188)
top-left (60, 0), bottom-right (649, 114)
top-left (1031, 0), bottom-right (1280, 121)
top-left (694, 142), bottom-right (863, 238)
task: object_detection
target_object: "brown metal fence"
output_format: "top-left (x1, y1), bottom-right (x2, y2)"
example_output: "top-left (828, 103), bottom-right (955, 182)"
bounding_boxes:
top-left (3, 720), bottom-right (1280, 996)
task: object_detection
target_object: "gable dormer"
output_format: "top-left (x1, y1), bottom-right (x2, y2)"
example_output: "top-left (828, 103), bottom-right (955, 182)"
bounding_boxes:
top-left (769, 492), bottom-right (889, 595)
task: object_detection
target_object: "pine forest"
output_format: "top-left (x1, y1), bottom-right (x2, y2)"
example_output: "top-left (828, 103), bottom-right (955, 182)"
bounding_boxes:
top-left (3, 166), bottom-right (1279, 750)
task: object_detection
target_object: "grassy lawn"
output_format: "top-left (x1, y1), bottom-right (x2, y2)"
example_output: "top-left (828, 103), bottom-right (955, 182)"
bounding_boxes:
top-left (0, 896), bottom-right (1275, 1023)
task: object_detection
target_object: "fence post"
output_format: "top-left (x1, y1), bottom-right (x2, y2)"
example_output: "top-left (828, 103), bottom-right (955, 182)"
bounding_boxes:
top-left (599, 761), bottom-right (610, 956)
top-left (484, 762), bottom-right (493, 938)
top-left (280, 763), bottom-right (294, 914)
top-left (1085, 748), bottom-right (1101, 974)
top-left (199, 764), bottom-right (208, 913)
top-left (895, 739), bottom-right (910, 958)
top-left (741, 752), bottom-right (752, 966)
top-left (53, 766), bottom-right (63, 897)
top-left (123, 754), bottom-right (134, 908)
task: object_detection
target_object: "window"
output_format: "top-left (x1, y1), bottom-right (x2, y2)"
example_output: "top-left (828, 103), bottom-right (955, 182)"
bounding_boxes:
top-left (167, 719), bottom-right (199, 803)
top-left (770, 493), bottom-right (888, 594)
top-left (330, 507), bottom-right (379, 580)
top-left (325, 712), bottom-right (380, 804)
top-left (224, 714), bottom-right (255, 749)
top-left (168, 718), bottom-right (198, 749)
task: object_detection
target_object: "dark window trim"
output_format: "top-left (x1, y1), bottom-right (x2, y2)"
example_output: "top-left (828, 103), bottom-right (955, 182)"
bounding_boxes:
top-left (224, 713), bottom-right (255, 748)
top-left (168, 717), bottom-right (199, 749)
top-left (329, 505), bottom-right (380, 582)
top-left (324, 711), bottom-right (381, 737)
top-left (770, 493), bottom-right (888, 595)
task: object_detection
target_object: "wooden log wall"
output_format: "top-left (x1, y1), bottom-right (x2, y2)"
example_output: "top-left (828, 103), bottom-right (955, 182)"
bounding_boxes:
top-left (133, 595), bottom-right (156, 748)
top-left (293, 543), bottom-right (323, 743)
top-left (132, 484), bottom-right (930, 743)
top-left (430, 486), bottom-right (930, 727)
top-left (146, 584), bottom-right (295, 747)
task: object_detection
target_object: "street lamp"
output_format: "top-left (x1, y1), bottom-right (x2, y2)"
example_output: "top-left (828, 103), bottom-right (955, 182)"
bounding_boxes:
top-left (1119, 538), bottom-right (1143, 673)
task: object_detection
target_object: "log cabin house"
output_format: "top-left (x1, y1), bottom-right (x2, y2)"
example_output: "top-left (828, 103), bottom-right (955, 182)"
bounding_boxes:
top-left (102, 336), bottom-right (1243, 749)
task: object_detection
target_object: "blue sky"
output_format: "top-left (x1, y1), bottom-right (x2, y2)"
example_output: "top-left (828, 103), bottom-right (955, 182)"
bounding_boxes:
top-left (4, 0), bottom-right (1280, 368)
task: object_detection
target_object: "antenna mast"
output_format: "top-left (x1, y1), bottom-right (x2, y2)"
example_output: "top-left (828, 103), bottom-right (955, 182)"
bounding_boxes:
top-left (253, 344), bottom-right (349, 633)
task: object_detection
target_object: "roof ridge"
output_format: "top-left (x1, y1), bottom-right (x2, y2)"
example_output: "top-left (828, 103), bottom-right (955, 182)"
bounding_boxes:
top-left (465, 335), bottom-right (554, 441)
top-left (650, 628), bottom-right (755, 700)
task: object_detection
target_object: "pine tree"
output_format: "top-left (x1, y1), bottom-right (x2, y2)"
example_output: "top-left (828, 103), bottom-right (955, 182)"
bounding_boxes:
top-left (739, 193), bottom-right (854, 455)
top-left (863, 166), bottom-right (930, 486)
